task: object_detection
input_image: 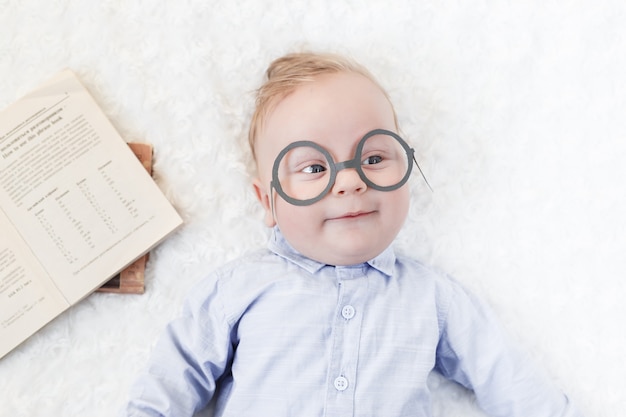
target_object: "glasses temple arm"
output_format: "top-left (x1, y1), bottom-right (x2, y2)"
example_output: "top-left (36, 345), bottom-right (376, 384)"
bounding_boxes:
top-left (412, 156), bottom-right (433, 192)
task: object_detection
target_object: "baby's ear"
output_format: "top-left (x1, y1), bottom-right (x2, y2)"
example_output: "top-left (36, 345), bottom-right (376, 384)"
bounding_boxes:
top-left (252, 178), bottom-right (276, 227)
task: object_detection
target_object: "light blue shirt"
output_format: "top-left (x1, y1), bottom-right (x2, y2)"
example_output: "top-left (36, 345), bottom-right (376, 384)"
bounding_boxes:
top-left (123, 227), bottom-right (582, 417)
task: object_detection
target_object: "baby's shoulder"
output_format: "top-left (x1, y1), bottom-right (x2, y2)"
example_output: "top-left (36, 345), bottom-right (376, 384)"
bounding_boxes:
top-left (189, 248), bottom-right (290, 297)
top-left (394, 252), bottom-right (452, 282)
top-left (216, 248), bottom-right (295, 281)
top-left (393, 252), bottom-right (470, 301)
top-left (182, 248), bottom-right (290, 320)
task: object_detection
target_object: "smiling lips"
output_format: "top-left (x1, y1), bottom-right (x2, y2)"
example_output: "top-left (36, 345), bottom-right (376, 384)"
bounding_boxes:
top-left (328, 211), bottom-right (374, 221)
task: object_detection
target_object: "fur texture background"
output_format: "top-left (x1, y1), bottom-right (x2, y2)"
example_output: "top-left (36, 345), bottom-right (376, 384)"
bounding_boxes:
top-left (1, 1), bottom-right (623, 416)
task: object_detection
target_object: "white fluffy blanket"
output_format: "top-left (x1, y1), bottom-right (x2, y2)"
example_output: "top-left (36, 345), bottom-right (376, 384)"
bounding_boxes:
top-left (1, 1), bottom-right (622, 416)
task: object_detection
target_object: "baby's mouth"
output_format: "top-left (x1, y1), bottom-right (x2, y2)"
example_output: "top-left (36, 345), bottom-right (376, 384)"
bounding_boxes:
top-left (328, 211), bottom-right (374, 221)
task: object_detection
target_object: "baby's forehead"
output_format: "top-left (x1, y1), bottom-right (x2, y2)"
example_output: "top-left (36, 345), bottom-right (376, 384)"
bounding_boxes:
top-left (269, 73), bottom-right (392, 123)
top-left (254, 72), bottom-right (396, 161)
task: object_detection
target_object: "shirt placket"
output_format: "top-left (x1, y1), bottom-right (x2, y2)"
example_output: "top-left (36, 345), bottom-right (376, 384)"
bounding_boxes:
top-left (324, 265), bottom-right (368, 417)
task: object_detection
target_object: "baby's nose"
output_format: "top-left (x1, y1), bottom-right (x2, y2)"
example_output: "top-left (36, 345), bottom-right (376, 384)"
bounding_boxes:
top-left (331, 168), bottom-right (367, 196)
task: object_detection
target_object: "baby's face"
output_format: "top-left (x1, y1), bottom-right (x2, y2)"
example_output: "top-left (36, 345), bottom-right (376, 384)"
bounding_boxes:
top-left (253, 72), bottom-right (410, 266)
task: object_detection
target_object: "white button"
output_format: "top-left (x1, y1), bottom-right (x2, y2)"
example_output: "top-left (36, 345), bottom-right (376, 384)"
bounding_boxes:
top-left (334, 376), bottom-right (349, 391)
top-left (341, 305), bottom-right (355, 320)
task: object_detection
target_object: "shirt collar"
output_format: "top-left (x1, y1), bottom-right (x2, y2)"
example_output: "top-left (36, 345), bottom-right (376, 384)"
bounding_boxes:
top-left (267, 226), bottom-right (396, 276)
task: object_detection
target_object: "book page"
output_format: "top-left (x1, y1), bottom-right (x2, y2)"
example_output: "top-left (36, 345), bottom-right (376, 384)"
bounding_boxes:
top-left (0, 70), bottom-right (182, 305)
top-left (0, 211), bottom-right (69, 358)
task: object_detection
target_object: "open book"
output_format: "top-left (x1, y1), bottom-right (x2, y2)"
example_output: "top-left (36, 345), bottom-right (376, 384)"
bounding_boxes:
top-left (0, 70), bottom-right (183, 358)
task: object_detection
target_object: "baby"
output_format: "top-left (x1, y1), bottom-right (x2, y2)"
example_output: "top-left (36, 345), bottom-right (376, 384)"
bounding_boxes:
top-left (122, 52), bottom-right (583, 417)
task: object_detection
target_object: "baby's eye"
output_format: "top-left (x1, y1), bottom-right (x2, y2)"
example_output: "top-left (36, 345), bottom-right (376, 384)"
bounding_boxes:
top-left (302, 164), bottom-right (327, 174)
top-left (362, 155), bottom-right (383, 165)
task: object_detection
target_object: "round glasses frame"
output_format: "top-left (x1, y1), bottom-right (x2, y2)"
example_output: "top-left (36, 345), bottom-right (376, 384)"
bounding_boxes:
top-left (270, 128), bottom-right (429, 206)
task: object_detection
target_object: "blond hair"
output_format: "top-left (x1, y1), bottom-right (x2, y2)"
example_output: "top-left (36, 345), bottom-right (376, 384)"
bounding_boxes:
top-left (248, 52), bottom-right (399, 160)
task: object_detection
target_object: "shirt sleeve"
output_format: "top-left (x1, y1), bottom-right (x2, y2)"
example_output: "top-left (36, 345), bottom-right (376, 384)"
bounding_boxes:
top-left (434, 280), bottom-right (584, 417)
top-left (120, 276), bottom-right (234, 417)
